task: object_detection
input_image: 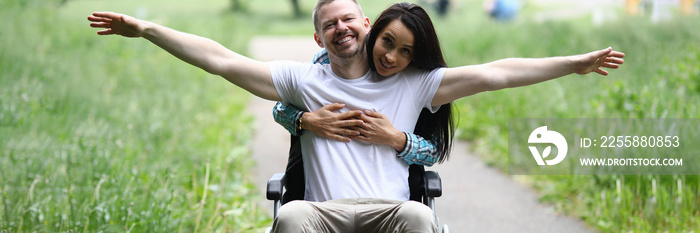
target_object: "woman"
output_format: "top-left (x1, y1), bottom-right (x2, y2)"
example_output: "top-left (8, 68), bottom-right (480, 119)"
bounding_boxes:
top-left (275, 2), bottom-right (456, 166)
top-left (366, 2), bottom-right (454, 164)
top-left (273, 2), bottom-right (456, 204)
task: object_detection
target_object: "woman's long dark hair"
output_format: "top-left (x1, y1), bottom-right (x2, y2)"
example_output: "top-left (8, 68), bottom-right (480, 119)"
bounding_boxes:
top-left (367, 2), bottom-right (455, 163)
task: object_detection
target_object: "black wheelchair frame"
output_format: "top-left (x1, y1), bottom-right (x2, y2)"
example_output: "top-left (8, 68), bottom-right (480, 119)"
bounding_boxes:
top-left (264, 170), bottom-right (449, 232)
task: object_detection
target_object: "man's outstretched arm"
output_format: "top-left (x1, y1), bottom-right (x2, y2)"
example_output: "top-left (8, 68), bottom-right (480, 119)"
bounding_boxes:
top-left (88, 12), bottom-right (281, 101)
top-left (433, 47), bottom-right (625, 106)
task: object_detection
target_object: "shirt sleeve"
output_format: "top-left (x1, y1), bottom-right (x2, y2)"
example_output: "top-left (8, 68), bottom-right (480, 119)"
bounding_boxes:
top-left (272, 102), bottom-right (305, 136)
top-left (271, 49), bottom-right (330, 136)
top-left (312, 48), bottom-right (330, 65)
top-left (396, 132), bottom-right (439, 167)
top-left (417, 67), bottom-right (446, 113)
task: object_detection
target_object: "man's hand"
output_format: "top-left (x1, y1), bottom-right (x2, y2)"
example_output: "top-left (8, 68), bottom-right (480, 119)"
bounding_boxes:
top-left (88, 12), bottom-right (146, 38)
top-left (574, 47), bottom-right (625, 76)
top-left (301, 103), bottom-right (363, 142)
top-left (352, 110), bottom-right (406, 151)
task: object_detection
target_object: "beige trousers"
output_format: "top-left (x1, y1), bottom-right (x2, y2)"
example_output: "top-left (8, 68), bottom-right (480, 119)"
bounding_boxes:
top-left (271, 198), bottom-right (437, 233)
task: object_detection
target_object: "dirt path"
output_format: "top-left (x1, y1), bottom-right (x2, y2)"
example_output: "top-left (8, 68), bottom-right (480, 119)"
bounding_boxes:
top-left (247, 36), bottom-right (597, 232)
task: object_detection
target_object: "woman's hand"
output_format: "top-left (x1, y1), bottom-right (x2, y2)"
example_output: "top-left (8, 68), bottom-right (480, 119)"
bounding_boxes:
top-left (351, 110), bottom-right (406, 151)
top-left (301, 103), bottom-right (363, 142)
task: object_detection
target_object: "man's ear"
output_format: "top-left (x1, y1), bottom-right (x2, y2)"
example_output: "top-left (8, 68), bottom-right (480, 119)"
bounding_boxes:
top-left (363, 17), bottom-right (371, 31)
top-left (314, 32), bottom-right (325, 48)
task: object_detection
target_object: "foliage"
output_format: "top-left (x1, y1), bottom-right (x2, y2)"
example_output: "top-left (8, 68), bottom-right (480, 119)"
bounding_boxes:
top-left (0, 0), bottom-right (270, 232)
top-left (435, 1), bottom-right (700, 232)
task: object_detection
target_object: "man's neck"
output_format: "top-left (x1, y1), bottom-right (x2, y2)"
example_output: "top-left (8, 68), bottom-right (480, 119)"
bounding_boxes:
top-left (328, 54), bottom-right (370, 80)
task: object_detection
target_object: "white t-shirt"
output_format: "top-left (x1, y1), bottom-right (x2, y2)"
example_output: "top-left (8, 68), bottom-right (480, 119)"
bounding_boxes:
top-left (270, 61), bottom-right (445, 202)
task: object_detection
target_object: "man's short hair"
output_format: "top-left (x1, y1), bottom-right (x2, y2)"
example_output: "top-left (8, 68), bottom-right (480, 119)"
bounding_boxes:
top-left (312, 0), bottom-right (365, 33)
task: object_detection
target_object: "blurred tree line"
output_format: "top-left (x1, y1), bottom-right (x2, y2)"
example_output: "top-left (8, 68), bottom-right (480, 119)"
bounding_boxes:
top-left (231, 0), bottom-right (303, 17)
top-left (15, 0), bottom-right (304, 17)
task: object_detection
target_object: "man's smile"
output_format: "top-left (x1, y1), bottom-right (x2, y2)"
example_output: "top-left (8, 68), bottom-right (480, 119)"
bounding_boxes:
top-left (335, 34), bottom-right (354, 45)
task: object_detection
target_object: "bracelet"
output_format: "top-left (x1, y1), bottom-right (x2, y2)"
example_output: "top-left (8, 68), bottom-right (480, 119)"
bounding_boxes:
top-left (296, 112), bottom-right (305, 131)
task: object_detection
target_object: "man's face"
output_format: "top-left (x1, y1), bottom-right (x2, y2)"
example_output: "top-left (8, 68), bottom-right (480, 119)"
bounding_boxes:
top-left (314, 0), bottom-right (370, 59)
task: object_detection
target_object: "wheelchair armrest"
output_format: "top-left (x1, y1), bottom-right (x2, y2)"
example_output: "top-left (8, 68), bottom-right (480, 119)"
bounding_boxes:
top-left (266, 173), bottom-right (286, 200)
top-left (424, 171), bottom-right (442, 197)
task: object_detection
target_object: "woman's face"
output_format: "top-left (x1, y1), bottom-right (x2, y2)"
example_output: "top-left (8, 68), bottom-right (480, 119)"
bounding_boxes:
top-left (373, 19), bottom-right (414, 77)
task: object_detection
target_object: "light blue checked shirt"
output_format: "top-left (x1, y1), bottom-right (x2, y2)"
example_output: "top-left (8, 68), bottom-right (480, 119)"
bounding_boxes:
top-left (272, 49), bottom-right (439, 166)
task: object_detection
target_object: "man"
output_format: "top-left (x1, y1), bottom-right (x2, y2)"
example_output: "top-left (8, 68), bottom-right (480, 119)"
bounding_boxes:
top-left (87, 0), bottom-right (624, 231)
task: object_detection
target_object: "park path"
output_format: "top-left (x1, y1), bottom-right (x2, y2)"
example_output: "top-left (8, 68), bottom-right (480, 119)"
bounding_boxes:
top-left (247, 36), bottom-right (597, 233)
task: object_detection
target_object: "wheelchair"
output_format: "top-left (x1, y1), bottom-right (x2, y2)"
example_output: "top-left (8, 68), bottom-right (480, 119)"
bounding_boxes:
top-left (263, 166), bottom-right (450, 233)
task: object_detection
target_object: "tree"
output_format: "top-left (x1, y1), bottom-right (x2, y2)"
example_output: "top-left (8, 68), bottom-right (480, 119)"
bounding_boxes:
top-left (290, 0), bottom-right (302, 18)
top-left (231, 0), bottom-right (243, 12)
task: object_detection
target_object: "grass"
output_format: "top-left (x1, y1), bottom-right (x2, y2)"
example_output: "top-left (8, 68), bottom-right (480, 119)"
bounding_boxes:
top-left (434, 1), bottom-right (700, 232)
top-left (1, 0), bottom-right (271, 232)
top-left (1, 0), bottom-right (698, 232)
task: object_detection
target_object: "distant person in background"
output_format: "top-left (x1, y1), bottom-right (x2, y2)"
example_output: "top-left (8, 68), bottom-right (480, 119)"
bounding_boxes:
top-left (679, 0), bottom-right (697, 15)
top-left (437, 0), bottom-right (450, 17)
top-left (628, 0), bottom-right (697, 19)
top-left (485, 0), bottom-right (520, 21)
top-left (625, 0), bottom-right (644, 15)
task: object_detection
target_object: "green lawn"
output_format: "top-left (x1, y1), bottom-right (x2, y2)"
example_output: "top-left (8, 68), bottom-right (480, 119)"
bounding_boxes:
top-left (435, 2), bottom-right (700, 231)
top-left (1, 0), bottom-right (269, 232)
top-left (435, 1), bottom-right (700, 232)
top-left (1, 0), bottom-right (698, 232)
